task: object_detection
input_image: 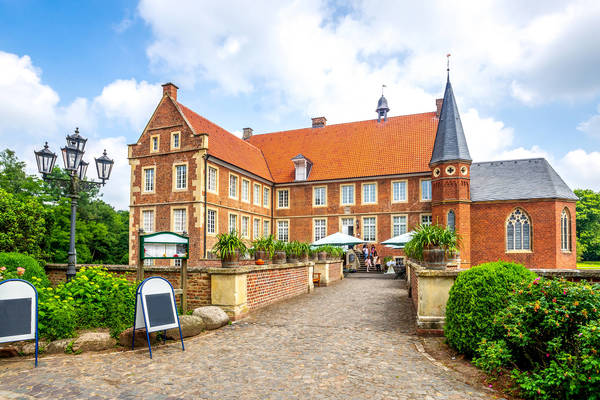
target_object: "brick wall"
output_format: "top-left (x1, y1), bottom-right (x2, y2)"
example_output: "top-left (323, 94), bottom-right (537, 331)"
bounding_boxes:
top-left (470, 199), bottom-right (576, 269)
top-left (246, 266), bottom-right (309, 310)
top-left (328, 262), bottom-right (341, 282)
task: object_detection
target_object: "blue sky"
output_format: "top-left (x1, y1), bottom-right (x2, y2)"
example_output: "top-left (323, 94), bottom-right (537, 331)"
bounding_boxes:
top-left (1, 0), bottom-right (600, 210)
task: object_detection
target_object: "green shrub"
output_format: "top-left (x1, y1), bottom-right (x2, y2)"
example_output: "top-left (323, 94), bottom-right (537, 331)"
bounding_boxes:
top-left (445, 260), bottom-right (535, 356)
top-left (37, 286), bottom-right (77, 340)
top-left (0, 252), bottom-right (50, 287)
top-left (476, 278), bottom-right (600, 399)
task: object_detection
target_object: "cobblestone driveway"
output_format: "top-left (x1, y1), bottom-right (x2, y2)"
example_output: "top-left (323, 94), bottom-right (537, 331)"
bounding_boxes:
top-left (0, 274), bottom-right (495, 399)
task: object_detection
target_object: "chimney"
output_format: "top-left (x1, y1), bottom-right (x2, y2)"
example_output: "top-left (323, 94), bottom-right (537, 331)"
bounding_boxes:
top-left (311, 116), bottom-right (327, 128)
top-left (162, 82), bottom-right (179, 101)
top-left (242, 127), bottom-right (253, 140)
top-left (436, 98), bottom-right (443, 118)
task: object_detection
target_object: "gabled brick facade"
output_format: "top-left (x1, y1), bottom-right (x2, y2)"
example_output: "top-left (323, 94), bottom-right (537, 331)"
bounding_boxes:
top-left (128, 81), bottom-right (577, 269)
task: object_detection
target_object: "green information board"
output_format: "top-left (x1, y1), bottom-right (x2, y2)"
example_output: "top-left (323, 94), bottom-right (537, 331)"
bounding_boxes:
top-left (140, 232), bottom-right (189, 260)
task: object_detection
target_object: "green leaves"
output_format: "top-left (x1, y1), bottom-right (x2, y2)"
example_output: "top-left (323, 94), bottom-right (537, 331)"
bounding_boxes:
top-left (574, 189), bottom-right (600, 261)
top-left (404, 224), bottom-right (461, 260)
top-left (211, 231), bottom-right (248, 260)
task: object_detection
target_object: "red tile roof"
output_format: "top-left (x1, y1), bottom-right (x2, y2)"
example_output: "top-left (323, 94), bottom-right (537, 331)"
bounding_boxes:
top-left (177, 102), bottom-right (273, 181)
top-left (248, 113), bottom-right (438, 183)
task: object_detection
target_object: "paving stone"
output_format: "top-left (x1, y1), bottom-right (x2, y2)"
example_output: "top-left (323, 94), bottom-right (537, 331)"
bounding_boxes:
top-left (0, 274), bottom-right (494, 399)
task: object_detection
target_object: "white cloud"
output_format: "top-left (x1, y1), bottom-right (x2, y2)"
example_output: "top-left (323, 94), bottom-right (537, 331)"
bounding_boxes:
top-left (557, 149), bottom-right (600, 190)
top-left (461, 108), bottom-right (515, 162)
top-left (577, 105), bottom-right (600, 138)
top-left (0, 50), bottom-right (162, 210)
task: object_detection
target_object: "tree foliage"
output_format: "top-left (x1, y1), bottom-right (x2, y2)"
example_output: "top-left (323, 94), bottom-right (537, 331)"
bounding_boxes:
top-left (574, 189), bottom-right (600, 261)
top-left (0, 148), bottom-right (129, 264)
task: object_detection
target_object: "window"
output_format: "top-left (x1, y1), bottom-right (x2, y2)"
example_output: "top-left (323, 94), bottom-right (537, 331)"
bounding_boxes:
top-left (392, 215), bottom-right (407, 237)
top-left (392, 181), bottom-right (407, 202)
top-left (142, 210), bottom-right (154, 233)
top-left (263, 220), bottom-right (270, 237)
top-left (175, 164), bottom-right (187, 190)
top-left (150, 135), bottom-right (159, 152)
top-left (561, 209), bottom-right (571, 251)
top-left (341, 217), bottom-right (354, 236)
top-left (447, 210), bottom-right (455, 232)
top-left (277, 220), bottom-right (289, 242)
top-left (241, 179), bottom-right (250, 202)
top-left (421, 214), bottom-right (432, 226)
top-left (421, 179), bottom-right (432, 201)
top-left (362, 183), bottom-right (377, 204)
top-left (278, 189), bottom-right (289, 208)
top-left (263, 187), bottom-right (270, 208)
top-left (241, 215), bottom-right (249, 238)
top-left (507, 209), bottom-right (531, 251)
top-left (363, 217), bottom-right (376, 241)
top-left (144, 259), bottom-right (154, 266)
top-left (314, 187), bottom-right (326, 206)
top-left (253, 183), bottom-right (261, 205)
top-left (229, 214), bottom-right (238, 234)
top-left (171, 132), bottom-right (180, 149)
top-left (173, 209), bottom-right (186, 233)
top-left (144, 168), bottom-right (155, 193)
top-left (253, 218), bottom-right (260, 239)
top-left (229, 174), bottom-right (238, 198)
top-left (341, 184), bottom-right (354, 205)
top-left (314, 219), bottom-right (327, 241)
top-left (174, 259), bottom-right (182, 267)
top-left (207, 166), bottom-right (217, 193)
top-left (207, 209), bottom-right (216, 235)
top-left (295, 163), bottom-right (306, 181)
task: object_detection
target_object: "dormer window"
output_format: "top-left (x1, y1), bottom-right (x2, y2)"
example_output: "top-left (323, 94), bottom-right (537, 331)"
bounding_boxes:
top-left (291, 154), bottom-right (312, 181)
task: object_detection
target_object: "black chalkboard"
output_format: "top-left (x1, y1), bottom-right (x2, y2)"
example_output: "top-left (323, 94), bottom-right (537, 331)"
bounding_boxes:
top-left (145, 293), bottom-right (175, 327)
top-left (0, 298), bottom-right (32, 337)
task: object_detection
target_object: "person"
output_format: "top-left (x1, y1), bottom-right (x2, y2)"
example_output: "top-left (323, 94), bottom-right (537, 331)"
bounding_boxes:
top-left (362, 244), bottom-right (369, 261)
top-left (365, 255), bottom-right (372, 272)
top-left (375, 255), bottom-right (381, 272)
top-left (370, 245), bottom-right (377, 259)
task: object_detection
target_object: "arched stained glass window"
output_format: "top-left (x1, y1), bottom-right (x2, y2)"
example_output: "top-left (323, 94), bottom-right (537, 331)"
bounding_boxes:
top-left (507, 209), bottom-right (531, 251)
top-left (447, 210), bottom-right (455, 232)
top-left (561, 209), bottom-right (570, 251)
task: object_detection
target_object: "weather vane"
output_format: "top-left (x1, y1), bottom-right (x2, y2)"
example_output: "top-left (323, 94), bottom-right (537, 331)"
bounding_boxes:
top-left (446, 53), bottom-right (451, 72)
top-left (382, 84), bottom-right (386, 96)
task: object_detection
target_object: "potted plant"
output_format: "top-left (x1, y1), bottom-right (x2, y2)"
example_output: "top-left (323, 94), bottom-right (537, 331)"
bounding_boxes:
top-left (285, 241), bottom-right (302, 263)
top-left (252, 235), bottom-right (275, 263)
top-left (308, 248), bottom-right (318, 262)
top-left (211, 231), bottom-right (247, 267)
top-left (404, 224), bottom-right (460, 269)
top-left (316, 245), bottom-right (328, 261)
top-left (273, 240), bottom-right (287, 264)
top-left (299, 242), bottom-right (311, 262)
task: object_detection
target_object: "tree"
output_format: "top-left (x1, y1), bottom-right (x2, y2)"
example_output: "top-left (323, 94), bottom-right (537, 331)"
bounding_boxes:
top-left (574, 189), bottom-right (600, 261)
top-left (0, 188), bottom-right (47, 258)
top-left (0, 149), bottom-right (43, 197)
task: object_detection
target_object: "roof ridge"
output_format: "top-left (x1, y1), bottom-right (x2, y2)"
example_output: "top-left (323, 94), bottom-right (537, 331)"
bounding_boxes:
top-left (177, 101), bottom-right (265, 155)
top-left (250, 111), bottom-right (437, 137)
top-left (472, 157), bottom-right (546, 165)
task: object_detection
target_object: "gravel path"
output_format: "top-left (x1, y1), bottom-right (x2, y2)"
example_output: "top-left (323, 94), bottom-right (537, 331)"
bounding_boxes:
top-left (0, 274), bottom-right (495, 399)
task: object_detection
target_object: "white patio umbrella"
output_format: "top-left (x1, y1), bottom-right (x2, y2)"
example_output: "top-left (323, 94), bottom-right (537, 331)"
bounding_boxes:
top-left (311, 232), bottom-right (366, 247)
top-left (381, 231), bottom-right (415, 247)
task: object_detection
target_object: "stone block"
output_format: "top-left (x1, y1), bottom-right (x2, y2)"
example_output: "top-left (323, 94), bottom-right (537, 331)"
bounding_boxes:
top-left (46, 338), bottom-right (74, 354)
top-left (73, 332), bottom-right (115, 353)
top-left (118, 327), bottom-right (157, 348)
top-left (193, 306), bottom-right (229, 330)
top-left (166, 315), bottom-right (205, 340)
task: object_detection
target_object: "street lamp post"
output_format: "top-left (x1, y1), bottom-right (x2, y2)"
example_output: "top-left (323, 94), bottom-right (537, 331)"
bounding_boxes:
top-left (34, 128), bottom-right (114, 281)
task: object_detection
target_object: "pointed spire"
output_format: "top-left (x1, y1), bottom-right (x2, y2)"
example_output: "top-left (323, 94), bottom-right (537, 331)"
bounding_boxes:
top-left (430, 70), bottom-right (471, 166)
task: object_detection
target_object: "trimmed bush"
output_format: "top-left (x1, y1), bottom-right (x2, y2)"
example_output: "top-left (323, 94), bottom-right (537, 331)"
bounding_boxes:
top-left (476, 278), bottom-right (600, 399)
top-left (0, 252), bottom-right (50, 287)
top-left (445, 260), bottom-right (535, 356)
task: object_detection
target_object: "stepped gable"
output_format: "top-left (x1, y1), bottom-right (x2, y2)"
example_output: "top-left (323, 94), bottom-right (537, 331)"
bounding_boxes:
top-left (177, 102), bottom-right (273, 181)
top-left (248, 112), bottom-right (438, 183)
top-left (470, 158), bottom-right (578, 202)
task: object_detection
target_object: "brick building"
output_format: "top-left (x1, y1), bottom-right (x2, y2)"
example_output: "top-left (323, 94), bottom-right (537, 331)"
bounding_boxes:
top-left (128, 75), bottom-right (577, 269)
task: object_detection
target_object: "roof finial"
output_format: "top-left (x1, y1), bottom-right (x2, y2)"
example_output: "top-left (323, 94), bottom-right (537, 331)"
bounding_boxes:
top-left (446, 53), bottom-right (451, 74)
top-left (382, 84), bottom-right (386, 96)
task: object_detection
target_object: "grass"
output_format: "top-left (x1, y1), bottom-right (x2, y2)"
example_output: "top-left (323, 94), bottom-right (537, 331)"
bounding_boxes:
top-left (577, 261), bottom-right (600, 270)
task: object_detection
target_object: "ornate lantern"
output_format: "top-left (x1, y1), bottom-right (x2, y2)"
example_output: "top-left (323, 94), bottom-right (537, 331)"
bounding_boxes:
top-left (34, 142), bottom-right (57, 175)
top-left (78, 160), bottom-right (89, 180)
top-left (95, 149), bottom-right (114, 184)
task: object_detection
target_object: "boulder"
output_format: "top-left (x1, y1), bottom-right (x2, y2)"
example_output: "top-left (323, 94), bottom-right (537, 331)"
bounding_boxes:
top-left (166, 315), bottom-right (205, 340)
top-left (21, 341), bottom-right (48, 355)
top-left (0, 345), bottom-right (19, 358)
top-left (192, 306), bottom-right (229, 330)
top-left (118, 327), bottom-right (157, 348)
top-left (72, 332), bottom-right (115, 353)
top-left (46, 338), bottom-right (74, 354)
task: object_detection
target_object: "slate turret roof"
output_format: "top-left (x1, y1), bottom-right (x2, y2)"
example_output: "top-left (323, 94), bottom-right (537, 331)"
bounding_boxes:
top-left (430, 76), bottom-right (471, 165)
top-left (470, 158), bottom-right (578, 202)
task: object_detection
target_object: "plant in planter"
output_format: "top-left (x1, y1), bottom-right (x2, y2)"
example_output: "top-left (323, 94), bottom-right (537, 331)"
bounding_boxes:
top-left (316, 245), bottom-right (329, 261)
top-left (211, 231), bottom-right (248, 267)
top-left (299, 242), bottom-right (311, 262)
top-left (404, 224), bottom-right (460, 269)
top-left (285, 240), bottom-right (304, 263)
top-left (252, 235), bottom-right (275, 263)
top-left (272, 240), bottom-right (287, 264)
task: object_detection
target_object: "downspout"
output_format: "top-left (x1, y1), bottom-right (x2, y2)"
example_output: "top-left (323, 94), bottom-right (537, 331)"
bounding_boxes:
top-left (271, 184), bottom-right (274, 236)
top-left (203, 153), bottom-right (208, 258)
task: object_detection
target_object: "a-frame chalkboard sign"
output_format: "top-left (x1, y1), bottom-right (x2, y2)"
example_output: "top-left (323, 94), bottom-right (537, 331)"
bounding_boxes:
top-left (131, 276), bottom-right (184, 358)
top-left (0, 279), bottom-right (39, 366)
